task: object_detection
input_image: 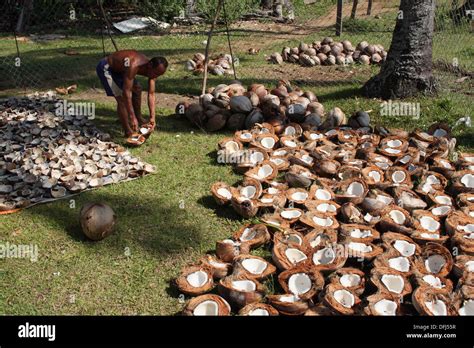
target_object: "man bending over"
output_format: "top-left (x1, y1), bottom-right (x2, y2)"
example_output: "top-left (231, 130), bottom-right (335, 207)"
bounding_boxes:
top-left (96, 50), bottom-right (168, 143)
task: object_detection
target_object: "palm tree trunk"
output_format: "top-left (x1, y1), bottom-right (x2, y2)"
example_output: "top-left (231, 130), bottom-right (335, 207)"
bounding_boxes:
top-left (362, 0), bottom-right (438, 99)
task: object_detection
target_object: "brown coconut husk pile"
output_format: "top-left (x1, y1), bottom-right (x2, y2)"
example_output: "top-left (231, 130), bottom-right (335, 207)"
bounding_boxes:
top-left (269, 37), bottom-right (387, 67)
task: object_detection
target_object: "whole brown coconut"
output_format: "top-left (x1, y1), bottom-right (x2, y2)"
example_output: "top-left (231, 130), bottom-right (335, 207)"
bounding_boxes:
top-left (80, 203), bottom-right (116, 241)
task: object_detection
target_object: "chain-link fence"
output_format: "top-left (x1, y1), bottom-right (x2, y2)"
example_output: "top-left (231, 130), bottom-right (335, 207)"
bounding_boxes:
top-left (0, 0), bottom-right (472, 92)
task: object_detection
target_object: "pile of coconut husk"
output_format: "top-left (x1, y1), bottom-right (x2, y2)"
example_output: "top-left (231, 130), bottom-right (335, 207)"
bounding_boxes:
top-left (175, 81), bottom-right (325, 132)
top-left (185, 53), bottom-right (237, 76)
top-left (174, 101), bottom-right (474, 315)
top-left (0, 92), bottom-right (155, 213)
top-left (269, 37), bottom-right (387, 67)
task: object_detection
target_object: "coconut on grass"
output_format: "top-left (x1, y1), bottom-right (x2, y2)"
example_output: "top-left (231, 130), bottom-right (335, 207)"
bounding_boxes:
top-left (211, 182), bottom-right (233, 205)
top-left (182, 294), bottom-right (231, 316)
top-left (79, 202), bottom-right (116, 241)
top-left (175, 265), bottom-right (214, 296)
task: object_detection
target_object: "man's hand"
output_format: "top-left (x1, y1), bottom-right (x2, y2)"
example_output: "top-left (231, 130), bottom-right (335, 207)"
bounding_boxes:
top-left (130, 116), bottom-right (139, 133)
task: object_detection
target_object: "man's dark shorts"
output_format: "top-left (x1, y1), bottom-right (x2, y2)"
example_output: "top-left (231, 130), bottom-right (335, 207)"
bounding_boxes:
top-left (96, 58), bottom-right (137, 97)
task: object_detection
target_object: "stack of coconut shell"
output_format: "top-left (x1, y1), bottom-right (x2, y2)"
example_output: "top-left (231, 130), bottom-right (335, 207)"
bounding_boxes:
top-left (269, 37), bottom-right (387, 67)
top-left (175, 81), bottom-right (325, 132)
top-left (0, 93), bottom-right (156, 213)
top-left (185, 53), bottom-right (236, 76)
top-left (175, 104), bottom-right (474, 315)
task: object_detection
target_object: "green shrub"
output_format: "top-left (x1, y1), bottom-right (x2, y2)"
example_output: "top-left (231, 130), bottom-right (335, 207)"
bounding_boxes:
top-left (195, 0), bottom-right (260, 22)
top-left (140, 0), bottom-right (185, 22)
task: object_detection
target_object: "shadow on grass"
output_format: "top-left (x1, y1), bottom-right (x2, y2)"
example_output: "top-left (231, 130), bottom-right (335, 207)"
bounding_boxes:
top-left (197, 195), bottom-right (241, 221)
top-left (23, 186), bottom-right (205, 257)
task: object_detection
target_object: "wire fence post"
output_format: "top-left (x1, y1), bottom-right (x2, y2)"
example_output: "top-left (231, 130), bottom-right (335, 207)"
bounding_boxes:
top-left (367, 0), bottom-right (373, 16)
top-left (201, 0), bottom-right (223, 96)
top-left (336, 0), bottom-right (343, 36)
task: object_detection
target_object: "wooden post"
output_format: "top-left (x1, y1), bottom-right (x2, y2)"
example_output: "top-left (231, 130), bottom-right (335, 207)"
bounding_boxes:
top-left (351, 0), bottom-right (359, 19)
top-left (222, 0), bottom-right (238, 80)
top-left (336, 0), bottom-right (343, 36)
top-left (201, 0), bottom-right (223, 96)
top-left (367, 0), bottom-right (373, 15)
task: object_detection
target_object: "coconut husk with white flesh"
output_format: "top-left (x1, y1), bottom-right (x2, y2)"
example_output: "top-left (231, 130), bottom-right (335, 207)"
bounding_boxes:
top-left (182, 294), bottom-right (231, 316)
top-left (306, 243), bottom-right (348, 273)
top-left (199, 255), bottom-right (232, 279)
top-left (218, 275), bottom-right (265, 308)
top-left (412, 271), bottom-right (453, 294)
top-left (413, 243), bottom-right (453, 278)
top-left (381, 232), bottom-right (421, 258)
top-left (328, 267), bottom-right (366, 296)
top-left (278, 265), bottom-right (325, 300)
top-left (175, 265), bottom-right (214, 296)
top-left (174, 91), bottom-right (470, 315)
top-left (364, 292), bottom-right (401, 316)
top-left (232, 224), bottom-right (270, 249)
top-left (453, 255), bottom-right (474, 278)
top-left (370, 267), bottom-right (412, 297)
top-left (411, 287), bottom-right (456, 316)
top-left (373, 250), bottom-right (414, 276)
top-left (0, 94), bottom-right (156, 213)
top-left (215, 239), bottom-right (251, 263)
top-left (323, 283), bottom-right (361, 315)
top-left (267, 294), bottom-right (309, 316)
top-left (238, 303), bottom-right (279, 316)
top-left (232, 254), bottom-right (276, 280)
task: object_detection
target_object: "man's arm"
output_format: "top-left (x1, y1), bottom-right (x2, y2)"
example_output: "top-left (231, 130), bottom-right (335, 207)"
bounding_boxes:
top-left (147, 78), bottom-right (156, 128)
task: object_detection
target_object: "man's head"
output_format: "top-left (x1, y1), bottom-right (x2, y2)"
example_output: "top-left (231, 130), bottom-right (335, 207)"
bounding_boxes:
top-left (147, 56), bottom-right (168, 78)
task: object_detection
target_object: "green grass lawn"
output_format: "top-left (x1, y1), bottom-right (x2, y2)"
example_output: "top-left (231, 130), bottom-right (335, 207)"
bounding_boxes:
top-left (0, 3), bottom-right (473, 315)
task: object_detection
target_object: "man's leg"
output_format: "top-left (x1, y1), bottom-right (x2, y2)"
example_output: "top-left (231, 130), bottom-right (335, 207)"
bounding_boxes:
top-left (132, 82), bottom-right (146, 126)
top-left (273, 0), bottom-right (283, 19)
top-left (115, 96), bottom-right (135, 136)
top-left (284, 0), bottom-right (295, 21)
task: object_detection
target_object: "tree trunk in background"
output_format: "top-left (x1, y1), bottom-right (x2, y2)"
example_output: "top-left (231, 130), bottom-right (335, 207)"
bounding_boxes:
top-left (335, 0), bottom-right (343, 36)
top-left (367, 0), bottom-right (373, 15)
top-left (15, 0), bottom-right (34, 33)
top-left (351, 0), bottom-right (358, 19)
top-left (362, 0), bottom-right (437, 99)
